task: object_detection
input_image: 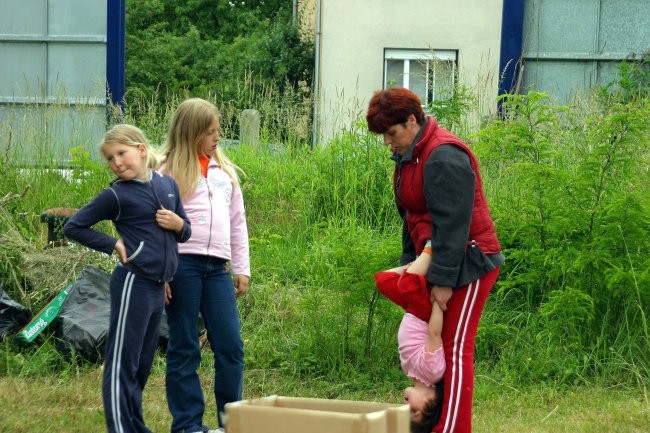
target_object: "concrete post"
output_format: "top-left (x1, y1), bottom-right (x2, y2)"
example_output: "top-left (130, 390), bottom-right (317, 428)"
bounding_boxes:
top-left (239, 109), bottom-right (260, 147)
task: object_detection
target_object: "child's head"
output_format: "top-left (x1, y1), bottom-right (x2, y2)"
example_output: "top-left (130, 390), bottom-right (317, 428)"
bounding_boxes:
top-left (405, 382), bottom-right (443, 433)
top-left (166, 97), bottom-right (220, 157)
top-left (162, 97), bottom-right (241, 199)
top-left (100, 124), bottom-right (160, 181)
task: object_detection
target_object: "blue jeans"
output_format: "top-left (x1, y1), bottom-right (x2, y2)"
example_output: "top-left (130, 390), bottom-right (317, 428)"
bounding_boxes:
top-left (165, 255), bottom-right (244, 433)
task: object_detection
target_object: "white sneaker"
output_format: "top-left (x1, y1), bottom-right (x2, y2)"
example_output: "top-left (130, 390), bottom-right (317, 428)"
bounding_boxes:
top-left (207, 429), bottom-right (225, 433)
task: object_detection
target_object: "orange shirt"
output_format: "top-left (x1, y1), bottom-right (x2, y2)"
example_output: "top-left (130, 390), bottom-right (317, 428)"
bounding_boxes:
top-left (199, 154), bottom-right (210, 177)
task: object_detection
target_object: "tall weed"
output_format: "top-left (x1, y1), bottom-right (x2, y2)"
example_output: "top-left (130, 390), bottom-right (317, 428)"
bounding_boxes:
top-left (474, 86), bottom-right (649, 388)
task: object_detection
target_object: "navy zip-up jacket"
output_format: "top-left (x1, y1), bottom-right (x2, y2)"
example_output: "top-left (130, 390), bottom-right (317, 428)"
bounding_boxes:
top-left (64, 170), bottom-right (191, 282)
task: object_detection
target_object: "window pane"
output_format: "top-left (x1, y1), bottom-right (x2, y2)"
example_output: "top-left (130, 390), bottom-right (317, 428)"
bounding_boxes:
top-left (409, 59), bottom-right (428, 104)
top-left (432, 60), bottom-right (456, 101)
top-left (383, 49), bottom-right (458, 105)
top-left (385, 59), bottom-right (404, 87)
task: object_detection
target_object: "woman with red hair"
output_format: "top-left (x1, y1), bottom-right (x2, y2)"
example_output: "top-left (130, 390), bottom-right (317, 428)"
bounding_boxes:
top-left (366, 87), bottom-right (504, 433)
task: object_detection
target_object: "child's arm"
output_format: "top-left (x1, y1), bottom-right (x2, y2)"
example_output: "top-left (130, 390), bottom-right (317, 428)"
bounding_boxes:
top-left (155, 207), bottom-right (187, 235)
top-left (404, 240), bottom-right (442, 352)
top-left (113, 239), bottom-right (128, 264)
top-left (382, 263), bottom-right (411, 275)
top-left (158, 178), bottom-right (191, 242)
top-left (63, 189), bottom-right (119, 255)
top-left (425, 301), bottom-right (443, 352)
top-left (405, 246), bottom-right (431, 276)
top-left (383, 239), bottom-right (433, 275)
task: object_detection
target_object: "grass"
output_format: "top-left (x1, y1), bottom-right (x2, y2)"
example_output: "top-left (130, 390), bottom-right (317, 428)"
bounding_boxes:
top-left (473, 379), bottom-right (649, 433)
top-left (0, 358), bottom-right (647, 432)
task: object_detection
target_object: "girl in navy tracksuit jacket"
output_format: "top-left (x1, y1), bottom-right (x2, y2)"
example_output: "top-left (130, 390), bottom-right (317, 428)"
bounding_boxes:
top-left (64, 124), bottom-right (191, 433)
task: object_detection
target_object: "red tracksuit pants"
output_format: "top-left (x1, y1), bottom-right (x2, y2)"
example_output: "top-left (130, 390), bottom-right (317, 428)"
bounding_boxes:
top-left (433, 267), bottom-right (500, 433)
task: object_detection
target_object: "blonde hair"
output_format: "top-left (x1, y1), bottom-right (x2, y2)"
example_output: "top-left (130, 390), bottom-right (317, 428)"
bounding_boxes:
top-left (161, 97), bottom-right (241, 199)
top-left (101, 124), bottom-right (162, 168)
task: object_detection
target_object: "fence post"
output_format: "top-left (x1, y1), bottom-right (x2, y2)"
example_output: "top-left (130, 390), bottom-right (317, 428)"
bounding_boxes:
top-left (239, 109), bottom-right (260, 147)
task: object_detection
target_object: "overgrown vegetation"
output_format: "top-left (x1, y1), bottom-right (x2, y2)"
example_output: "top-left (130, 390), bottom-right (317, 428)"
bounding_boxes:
top-left (0, 58), bottom-right (648, 428)
top-left (473, 87), bottom-right (649, 387)
top-left (124, 0), bottom-right (314, 143)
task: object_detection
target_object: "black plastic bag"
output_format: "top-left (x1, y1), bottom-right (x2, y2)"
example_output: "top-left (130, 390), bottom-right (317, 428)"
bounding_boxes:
top-left (158, 308), bottom-right (169, 352)
top-left (54, 265), bottom-right (110, 363)
top-left (54, 265), bottom-right (171, 362)
top-left (156, 312), bottom-right (205, 353)
top-left (0, 281), bottom-right (32, 341)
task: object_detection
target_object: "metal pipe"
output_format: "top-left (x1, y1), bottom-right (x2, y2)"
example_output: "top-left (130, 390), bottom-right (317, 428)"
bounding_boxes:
top-left (311, 0), bottom-right (322, 148)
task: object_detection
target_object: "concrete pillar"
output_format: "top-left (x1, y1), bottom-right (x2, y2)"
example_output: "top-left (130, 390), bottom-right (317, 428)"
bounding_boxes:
top-left (239, 109), bottom-right (260, 147)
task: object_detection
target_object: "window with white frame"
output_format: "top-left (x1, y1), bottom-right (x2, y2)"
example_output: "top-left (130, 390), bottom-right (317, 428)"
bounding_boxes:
top-left (384, 49), bottom-right (457, 106)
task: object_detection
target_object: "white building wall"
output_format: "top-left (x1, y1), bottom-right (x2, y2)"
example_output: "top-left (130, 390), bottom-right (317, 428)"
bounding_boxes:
top-left (315, 0), bottom-right (504, 144)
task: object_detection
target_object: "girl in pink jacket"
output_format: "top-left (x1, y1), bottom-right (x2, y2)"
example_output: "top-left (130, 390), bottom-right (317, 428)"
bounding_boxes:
top-left (161, 98), bottom-right (250, 433)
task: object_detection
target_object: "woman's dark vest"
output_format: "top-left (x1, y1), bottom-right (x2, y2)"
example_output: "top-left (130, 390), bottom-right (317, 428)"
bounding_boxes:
top-left (394, 117), bottom-right (501, 254)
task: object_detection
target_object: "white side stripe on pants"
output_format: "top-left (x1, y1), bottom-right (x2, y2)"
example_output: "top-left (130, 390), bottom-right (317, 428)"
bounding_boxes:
top-left (111, 271), bottom-right (135, 433)
top-left (441, 278), bottom-right (480, 433)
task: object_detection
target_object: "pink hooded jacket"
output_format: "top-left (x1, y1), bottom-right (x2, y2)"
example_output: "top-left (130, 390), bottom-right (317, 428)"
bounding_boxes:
top-left (175, 158), bottom-right (250, 277)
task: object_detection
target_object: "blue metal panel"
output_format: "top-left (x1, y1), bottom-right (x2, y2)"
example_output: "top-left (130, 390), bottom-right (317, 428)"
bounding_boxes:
top-left (0, 0), bottom-right (46, 34)
top-left (0, 42), bottom-right (45, 96)
top-left (599, 0), bottom-right (650, 52)
top-left (106, 0), bottom-right (125, 111)
top-left (524, 0), bottom-right (599, 54)
top-left (523, 60), bottom-right (597, 103)
top-left (499, 0), bottom-right (525, 96)
top-left (0, 0), bottom-right (122, 164)
top-left (49, 0), bottom-right (107, 36)
top-left (521, 0), bottom-right (650, 103)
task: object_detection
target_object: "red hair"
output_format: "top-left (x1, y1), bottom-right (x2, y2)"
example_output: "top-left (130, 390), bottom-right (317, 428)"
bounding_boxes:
top-left (366, 87), bottom-right (426, 133)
